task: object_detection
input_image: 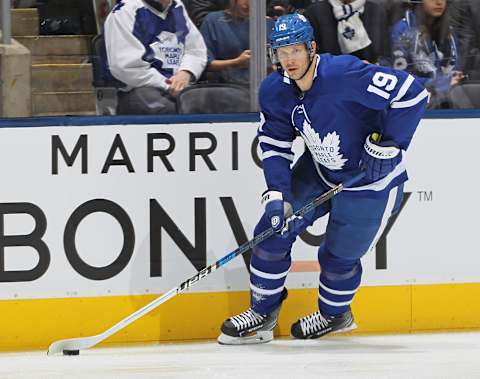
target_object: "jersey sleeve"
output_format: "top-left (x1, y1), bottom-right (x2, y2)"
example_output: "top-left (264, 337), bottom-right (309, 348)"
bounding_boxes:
top-left (330, 55), bottom-right (429, 149)
top-left (258, 78), bottom-right (296, 203)
top-left (178, 5), bottom-right (207, 80)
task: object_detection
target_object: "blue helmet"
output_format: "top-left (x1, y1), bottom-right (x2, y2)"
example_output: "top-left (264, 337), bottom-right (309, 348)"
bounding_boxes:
top-left (269, 13), bottom-right (314, 63)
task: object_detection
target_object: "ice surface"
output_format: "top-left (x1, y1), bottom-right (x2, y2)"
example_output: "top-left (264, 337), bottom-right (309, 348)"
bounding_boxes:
top-left (1, 332), bottom-right (479, 379)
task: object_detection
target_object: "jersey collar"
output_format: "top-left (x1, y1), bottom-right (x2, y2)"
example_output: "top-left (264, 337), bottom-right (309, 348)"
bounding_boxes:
top-left (313, 54), bottom-right (320, 80)
top-left (143, 0), bottom-right (175, 19)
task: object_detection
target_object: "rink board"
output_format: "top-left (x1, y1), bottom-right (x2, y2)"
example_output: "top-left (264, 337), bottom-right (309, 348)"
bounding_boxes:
top-left (1, 283), bottom-right (480, 351)
top-left (0, 112), bottom-right (479, 350)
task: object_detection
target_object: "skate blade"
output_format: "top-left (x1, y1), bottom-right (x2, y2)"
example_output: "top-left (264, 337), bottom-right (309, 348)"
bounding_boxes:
top-left (217, 330), bottom-right (273, 345)
top-left (333, 322), bottom-right (358, 335)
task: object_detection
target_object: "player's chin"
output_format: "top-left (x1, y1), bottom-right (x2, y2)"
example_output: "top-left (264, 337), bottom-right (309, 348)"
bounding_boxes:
top-left (287, 69), bottom-right (304, 80)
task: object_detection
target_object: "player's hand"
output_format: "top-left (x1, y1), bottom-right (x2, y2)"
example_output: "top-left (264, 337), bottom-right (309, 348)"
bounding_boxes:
top-left (280, 214), bottom-right (309, 239)
top-left (262, 190), bottom-right (286, 233)
top-left (360, 133), bottom-right (401, 182)
top-left (166, 70), bottom-right (192, 97)
top-left (235, 50), bottom-right (251, 68)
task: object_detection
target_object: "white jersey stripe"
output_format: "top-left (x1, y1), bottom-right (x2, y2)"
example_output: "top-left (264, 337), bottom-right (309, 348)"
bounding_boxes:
top-left (262, 151), bottom-right (294, 161)
top-left (365, 186), bottom-right (398, 254)
top-left (390, 74), bottom-right (415, 104)
top-left (258, 112), bottom-right (266, 133)
top-left (391, 89), bottom-right (430, 108)
top-left (250, 265), bottom-right (290, 280)
top-left (258, 136), bottom-right (293, 149)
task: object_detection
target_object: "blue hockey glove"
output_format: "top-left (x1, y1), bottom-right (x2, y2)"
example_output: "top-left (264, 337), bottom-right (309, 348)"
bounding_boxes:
top-left (361, 133), bottom-right (401, 182)
top-left (262, 190), bottom-right (289, 233)
top-left (280, 214), bottom-right (309, 239)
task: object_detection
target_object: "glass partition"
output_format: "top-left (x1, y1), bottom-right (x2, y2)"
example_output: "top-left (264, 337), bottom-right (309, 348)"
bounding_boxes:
top-left (4, 0), bottom-right (480, 118)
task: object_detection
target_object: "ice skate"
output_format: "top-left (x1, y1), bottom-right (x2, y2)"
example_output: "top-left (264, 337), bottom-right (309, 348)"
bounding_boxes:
top-left (217, 289), bottom-right (287, 345)
top-left (291, 308), bottom-right (357, 339)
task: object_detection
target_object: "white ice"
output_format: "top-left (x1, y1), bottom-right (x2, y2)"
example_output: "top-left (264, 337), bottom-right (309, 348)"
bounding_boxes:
top-left (1, 332), bottom-right (479, 379)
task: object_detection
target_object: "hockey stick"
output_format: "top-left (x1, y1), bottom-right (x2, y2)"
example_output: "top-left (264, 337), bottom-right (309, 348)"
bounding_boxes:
top-left (47, 171), bottom-right (365, 356)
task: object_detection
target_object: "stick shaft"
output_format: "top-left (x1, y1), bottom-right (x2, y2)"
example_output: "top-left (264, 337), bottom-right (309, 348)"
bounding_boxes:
top-left (47, 171), bottom-right (364, 354)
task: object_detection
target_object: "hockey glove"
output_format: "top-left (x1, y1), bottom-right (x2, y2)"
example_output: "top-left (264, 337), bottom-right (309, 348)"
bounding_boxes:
top-left (361, 133), bottom-right (401, 182)
top-left (262, 190), bottom-right (290, 233)
top-left (280, 214), bottom-right (309, 239)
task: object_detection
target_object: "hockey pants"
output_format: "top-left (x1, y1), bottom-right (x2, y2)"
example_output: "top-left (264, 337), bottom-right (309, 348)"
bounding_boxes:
top-left (250, 152), bottom-right (404, 316)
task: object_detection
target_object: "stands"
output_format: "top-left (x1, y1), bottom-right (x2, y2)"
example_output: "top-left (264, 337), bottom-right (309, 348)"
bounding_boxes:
top-left (8, 0), bottom-right (480, 115)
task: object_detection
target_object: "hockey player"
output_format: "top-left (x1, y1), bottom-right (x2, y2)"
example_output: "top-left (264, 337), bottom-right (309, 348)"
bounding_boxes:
top-left (218, 13), bottom-right (429, 344)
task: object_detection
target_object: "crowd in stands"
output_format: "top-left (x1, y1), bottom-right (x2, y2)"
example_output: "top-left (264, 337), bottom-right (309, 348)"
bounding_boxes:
top-left (98, 0), bottom-right (480, 114)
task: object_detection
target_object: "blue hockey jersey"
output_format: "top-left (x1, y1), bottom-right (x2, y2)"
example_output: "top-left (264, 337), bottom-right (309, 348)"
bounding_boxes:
top-left (258, 54), bottom-right (429, 202)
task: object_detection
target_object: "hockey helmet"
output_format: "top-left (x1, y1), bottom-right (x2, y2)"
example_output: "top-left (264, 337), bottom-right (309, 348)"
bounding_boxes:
top-left (269, 13), bottom-right (314, 64)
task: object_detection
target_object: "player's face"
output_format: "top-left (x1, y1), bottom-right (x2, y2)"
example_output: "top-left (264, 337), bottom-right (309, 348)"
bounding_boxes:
top-left (277, 44), bottom-right (310, 80)
top-left (423, 0), bottom-right (447, 18)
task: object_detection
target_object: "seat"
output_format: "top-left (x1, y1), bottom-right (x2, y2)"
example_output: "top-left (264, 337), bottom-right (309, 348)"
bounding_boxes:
top-left (450, 83), bottom-right (480, 109)
top-left (176, 83), bottom-right (251, 114)
top-left (91, 33), bottom-right (126, 115)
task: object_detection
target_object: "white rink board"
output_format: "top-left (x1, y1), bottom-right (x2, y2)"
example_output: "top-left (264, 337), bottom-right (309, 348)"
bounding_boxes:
top-left (0, 118), bottom-right (477, 300)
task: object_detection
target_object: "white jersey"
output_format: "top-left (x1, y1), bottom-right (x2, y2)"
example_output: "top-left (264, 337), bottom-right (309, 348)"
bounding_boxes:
top-left (104, 0), bottom-right (207, 91)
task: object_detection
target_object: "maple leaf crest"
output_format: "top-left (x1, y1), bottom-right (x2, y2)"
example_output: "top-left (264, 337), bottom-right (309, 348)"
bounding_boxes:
top-left (301, 120), bottom-right (348, 170)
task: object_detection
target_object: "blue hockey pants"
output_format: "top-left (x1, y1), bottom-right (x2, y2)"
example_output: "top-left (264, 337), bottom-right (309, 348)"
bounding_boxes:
top-left (250, 152), bottom-right (404, 316)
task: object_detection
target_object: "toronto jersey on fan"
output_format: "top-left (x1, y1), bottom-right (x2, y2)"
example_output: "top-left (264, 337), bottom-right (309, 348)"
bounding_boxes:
top-left (258, 53), bottom-right (430, 202)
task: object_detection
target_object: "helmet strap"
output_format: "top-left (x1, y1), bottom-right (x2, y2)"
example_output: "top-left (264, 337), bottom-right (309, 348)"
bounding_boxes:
top-left (296, 46), bottom-right (315, 81)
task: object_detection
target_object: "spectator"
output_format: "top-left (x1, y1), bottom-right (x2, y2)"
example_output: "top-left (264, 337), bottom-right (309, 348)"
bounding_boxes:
top-left (391, 0), bottom-right (464, 108)
top-left (104, 0), bottom-right (207, 114)
top-left (185, 0), bottom-right (230, 27)
top-left (267, 0), bottom-right (317, 18)
top-left (267, 0), bottom-right (308, 18)
top-left (303, 0), bottom-right (390, 64)
top-left (186, 0), bottom-right (296, 27)
top-left (267, 0), bottom-right (294, 19)
top-left (200, 0), bottom-right (274, 85)
top-left (449, 0), bottom-right (480, 80)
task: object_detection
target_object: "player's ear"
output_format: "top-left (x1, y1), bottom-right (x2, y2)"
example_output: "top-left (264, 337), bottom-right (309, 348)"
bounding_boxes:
top-left (310, 41), bottom-right (317, 58)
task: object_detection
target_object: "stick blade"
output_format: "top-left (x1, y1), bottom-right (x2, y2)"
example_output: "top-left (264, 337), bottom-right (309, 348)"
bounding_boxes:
top-left (47, 335), bottom-right (99, 356)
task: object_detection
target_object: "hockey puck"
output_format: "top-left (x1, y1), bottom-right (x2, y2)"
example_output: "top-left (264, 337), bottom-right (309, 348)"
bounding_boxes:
top-left (63, 350), bottom-right (80, 356)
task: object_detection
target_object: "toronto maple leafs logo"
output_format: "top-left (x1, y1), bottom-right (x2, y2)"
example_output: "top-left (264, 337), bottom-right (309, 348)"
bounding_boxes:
top-left (301, 120), bottom-right (348, 170)
top-left (291, 105), bottom-right (347, 170)
top-left (342, 26), bottom-right (355, 40)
